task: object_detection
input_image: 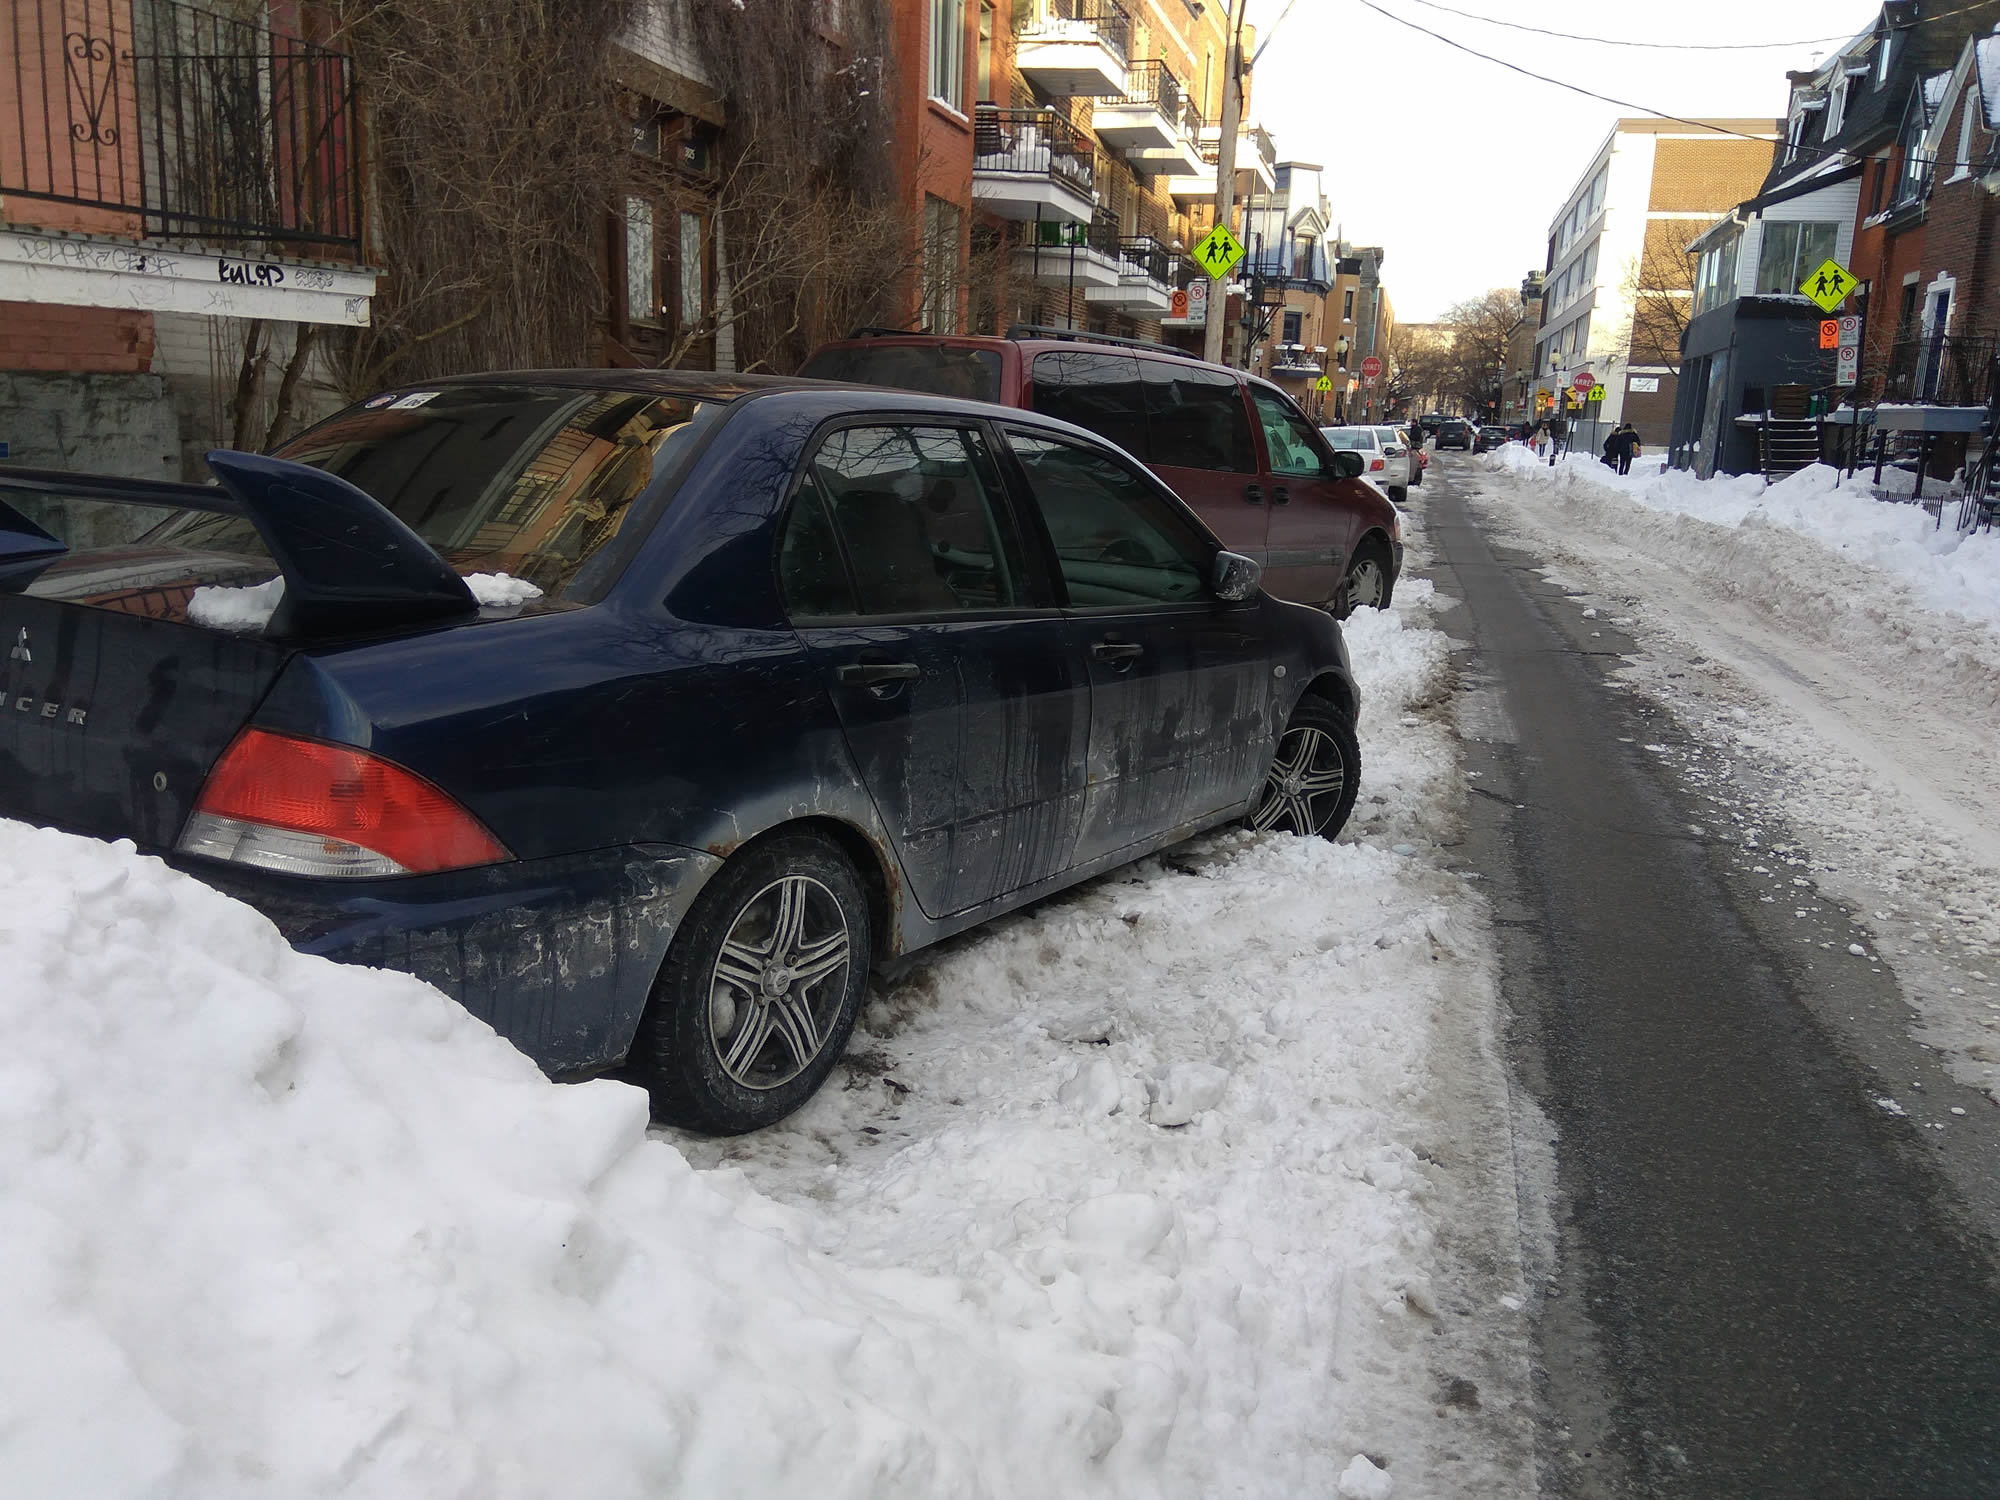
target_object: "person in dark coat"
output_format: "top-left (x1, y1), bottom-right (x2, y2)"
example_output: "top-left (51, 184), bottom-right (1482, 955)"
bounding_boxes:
top-left (1606, 422), bottom-right (1642, 476)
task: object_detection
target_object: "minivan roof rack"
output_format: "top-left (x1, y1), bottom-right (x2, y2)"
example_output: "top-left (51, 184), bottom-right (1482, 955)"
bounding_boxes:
top-left (1003, 323), bottom-right (1193, 358)
top-left (846, 325), bottom-right (921, 338)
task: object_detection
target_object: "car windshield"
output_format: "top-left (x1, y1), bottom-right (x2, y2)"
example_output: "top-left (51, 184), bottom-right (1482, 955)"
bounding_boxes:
top-left (800, 343), bottom-right (1005, 403)
top-left (1321, 427), bottom-right (1377, 449)
top-left (142, 385), bottom-right (725, 602)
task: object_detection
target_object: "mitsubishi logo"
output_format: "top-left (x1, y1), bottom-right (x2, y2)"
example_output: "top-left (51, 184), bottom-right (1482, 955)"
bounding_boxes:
top-left (6, 628), bottom-right (26, 664)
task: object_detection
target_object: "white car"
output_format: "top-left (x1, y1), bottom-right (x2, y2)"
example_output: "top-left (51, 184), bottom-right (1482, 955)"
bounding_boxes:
top-left (1320, 426), bottom-right (1411, 502)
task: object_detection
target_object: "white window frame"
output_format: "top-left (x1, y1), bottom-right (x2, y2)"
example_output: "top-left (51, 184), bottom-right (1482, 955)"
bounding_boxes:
top-left (1952, 80), bottom-right (1978, 181)
top-left (1829, 72), bottom-right (1848, 135)
top-left (1876, 34), bottom-right (1894, 89)
top-left (929, 0), bottom-right (965, 111)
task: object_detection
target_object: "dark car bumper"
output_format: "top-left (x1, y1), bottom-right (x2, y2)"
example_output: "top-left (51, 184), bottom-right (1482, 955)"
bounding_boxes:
top-left (173, 843), bottom-right (723, 1078)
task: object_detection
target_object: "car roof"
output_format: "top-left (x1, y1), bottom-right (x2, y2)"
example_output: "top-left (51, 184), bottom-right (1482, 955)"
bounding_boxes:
top-left (812, 331), bottom-right (1243, 379)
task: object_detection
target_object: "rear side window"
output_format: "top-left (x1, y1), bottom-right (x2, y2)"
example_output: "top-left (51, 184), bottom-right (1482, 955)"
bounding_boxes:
top-left (1140, 360), bottom-right (1257, 473)
top-left (781, 424), bottom-right (1021, 619)
top-left (1030, 350), bottom-right (1149, 459)
top-left (799, 343), bottom-right (1003, 403)
top-left (1252, 388), bottom-right (1336, 478)
top-left (1005, 429), bottom-right (1209, 608)
top-left (1322, 427), bottom-right (1377, 450)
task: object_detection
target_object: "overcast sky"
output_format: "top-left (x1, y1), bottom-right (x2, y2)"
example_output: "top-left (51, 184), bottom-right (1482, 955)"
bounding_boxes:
top-left (1241, 0), bottom-right (1887, 320)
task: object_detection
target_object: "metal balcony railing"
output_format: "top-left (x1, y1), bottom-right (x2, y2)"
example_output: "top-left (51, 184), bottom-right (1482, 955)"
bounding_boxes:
top-left (1026, 0), bottom-right (1131, 64)
top-left (1863, 334), bottom-right (2000, 408)
top-left (1031, 212), bottom-right (1120, 257)
top-left (1199, 124), bottom-right (1275, 170)
top-left (973, 105), bottom-right (1097, 200)
top-left (1, 0), bottom-right (360, 251)
top-left (1118, 235), bottom-right (1169, 283)
top-left (1100, 58), bottom-right (1182, 120)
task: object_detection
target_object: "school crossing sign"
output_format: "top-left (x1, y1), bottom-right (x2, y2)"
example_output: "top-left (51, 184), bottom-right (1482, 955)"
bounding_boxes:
top-left (1192, 223), bottom-right (1245, 281)
top-left (1800, 257), bottom-right (1857, 314)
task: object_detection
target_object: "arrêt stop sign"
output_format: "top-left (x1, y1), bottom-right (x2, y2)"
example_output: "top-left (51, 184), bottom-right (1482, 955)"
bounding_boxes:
top-left (1360, 355), bottom-right (1383, 380)
top-left (1571, 371), bottom-right (1597, 394)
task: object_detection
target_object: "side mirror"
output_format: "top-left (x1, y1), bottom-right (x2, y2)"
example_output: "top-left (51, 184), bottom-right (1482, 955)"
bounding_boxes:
top-left (1331, 449), bottom-right (1365, 480)
top-left (1212, 549), bottom-right (1261, 601)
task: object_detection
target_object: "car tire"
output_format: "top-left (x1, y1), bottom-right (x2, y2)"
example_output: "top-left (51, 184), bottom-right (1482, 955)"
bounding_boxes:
top-left (1248, 696), bottom-right (1361, 841)
top-left (1334, 540), bottom-right (1396, 618)
top-left (638, 831), bottom-right (872, 1135)
top-left (1389, 485), bottom-right (1408, 504)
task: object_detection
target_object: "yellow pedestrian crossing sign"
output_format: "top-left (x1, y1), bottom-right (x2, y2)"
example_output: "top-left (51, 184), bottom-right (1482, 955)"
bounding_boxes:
top-left (1316, 375), bottom-right (1333, 392)
top-left (1193, 223), bottom-right (1245, 281)
top-left (1800, 258), bottom-right (1856, 313)
top-left (1587, 385), bottom-right (1607, 402)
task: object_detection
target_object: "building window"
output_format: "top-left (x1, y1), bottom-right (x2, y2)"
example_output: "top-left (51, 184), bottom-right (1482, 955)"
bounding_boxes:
top-left (1876, 33), bottom-right (1893, 89)
top-left (930, 0), bottom-right (965, 109)
top-left (922, 195), bottom-right (961, 334)
top-left (679, 211), bottom-right (704, 327)
top-left (1282, 309), bottom-right (1303, 344)
top-left (1954, 84), bottom-right (1978, 180)
top-left (1342, 288), bottom-right (1355, 321)
top-left (1582, 240), bottom-right (1598, 284)
top-left (1893, 101), bottom-right (1930, 205)
top-left (1829, 72), bottom-right (1848, 135)
top-left (1693, 227), bottom-right (1740, 317)
top-left (1753, 220), bottom-right (1837, 294)
top-left (1785, 109), bottom-right (1807, 164)
top-left (626, 198), bottom-right (657, 323)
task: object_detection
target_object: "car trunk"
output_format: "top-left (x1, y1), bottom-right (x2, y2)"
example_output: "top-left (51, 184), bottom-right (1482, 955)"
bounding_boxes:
top-left (0, 549), bottom-right (296, 850)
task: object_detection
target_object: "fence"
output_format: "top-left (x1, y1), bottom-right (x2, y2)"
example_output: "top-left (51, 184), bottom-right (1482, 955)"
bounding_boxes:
top-left (0, 0), bottom-right (360, 251)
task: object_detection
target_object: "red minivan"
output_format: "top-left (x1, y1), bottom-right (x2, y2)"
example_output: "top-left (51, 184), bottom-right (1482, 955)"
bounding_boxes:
top-left (799, 327), bottom-right (1402, 615)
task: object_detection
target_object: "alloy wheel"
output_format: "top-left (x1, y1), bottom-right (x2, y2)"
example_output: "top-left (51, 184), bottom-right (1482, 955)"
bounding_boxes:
top-left (1346, 557), bottom-right (1387, 611)
top-left (707, 875), bottom-right (852, 1089)
top-left (1250, 725), bottom-right (1349, 836)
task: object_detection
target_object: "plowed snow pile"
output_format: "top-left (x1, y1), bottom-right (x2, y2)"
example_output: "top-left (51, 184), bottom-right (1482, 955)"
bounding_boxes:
top-left (0, 568), bottom-right (1523, 1496)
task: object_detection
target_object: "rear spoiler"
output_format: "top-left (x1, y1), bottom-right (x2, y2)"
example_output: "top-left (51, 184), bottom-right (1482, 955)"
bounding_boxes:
top-left (0, 450), bottom-right (476, 636)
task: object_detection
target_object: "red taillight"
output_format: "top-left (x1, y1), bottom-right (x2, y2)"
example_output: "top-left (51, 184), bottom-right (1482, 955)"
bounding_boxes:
top-left (184, 728), bottom-right (510, 877)
top-left (1370, 458), bottom-right (1385, 470)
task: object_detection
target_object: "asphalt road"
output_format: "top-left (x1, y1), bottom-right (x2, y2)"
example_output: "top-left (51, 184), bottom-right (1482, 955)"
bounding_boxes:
top-left (1420, 456), bottom-right (2000, 1498)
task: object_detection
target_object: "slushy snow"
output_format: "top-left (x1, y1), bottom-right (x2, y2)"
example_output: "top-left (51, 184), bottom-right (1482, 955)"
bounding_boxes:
top-left (1, 503), bottom-right (1536, 1494)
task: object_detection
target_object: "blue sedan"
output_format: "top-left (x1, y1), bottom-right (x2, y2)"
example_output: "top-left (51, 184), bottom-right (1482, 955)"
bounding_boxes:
top-left (0, 372), bottom-right (1361, 1133)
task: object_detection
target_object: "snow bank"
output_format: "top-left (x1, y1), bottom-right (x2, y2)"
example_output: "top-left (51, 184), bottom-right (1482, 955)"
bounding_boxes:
top-left (186, 572), bottom-right (542, 631)
top-left (1486, 446), bottom-right (2000, 638)
top-left (1480, 448), bottom-right (2000, 718)
top-left (2, 555), bottom-right (1504, 1495)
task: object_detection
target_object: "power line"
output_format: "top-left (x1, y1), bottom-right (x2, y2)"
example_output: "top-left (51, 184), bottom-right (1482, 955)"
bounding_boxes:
top-left (1397, 0), bottom-right (1863, 51)
top-left (1355, 0), bottom-right (1999, 176)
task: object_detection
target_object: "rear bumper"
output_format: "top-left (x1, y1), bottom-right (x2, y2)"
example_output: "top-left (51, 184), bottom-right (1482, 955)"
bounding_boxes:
top-left (174, 843), bottom-right (722, 1078)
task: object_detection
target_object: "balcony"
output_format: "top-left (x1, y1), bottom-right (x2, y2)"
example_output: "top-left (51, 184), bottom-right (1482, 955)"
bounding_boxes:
top-left (1130, 89), bottom-right (1205, 178)
top-left (1012, 215), bottom-right (1122, 288)
top-left (973, 105), bottom-right (1096, 225)
top-left (1093, 60), bottom-right (1182, 152)
top-left (1196, 122), bottom-right (1278, 194)
top-left (1864, 334), bottom-right (2000, 414)
top-left (1083, 235), bottom-right (1173, 315)
top-left (0, 0), bottom-right (361, 253)
top-left (1015, 0), bottom-right (1129, 98)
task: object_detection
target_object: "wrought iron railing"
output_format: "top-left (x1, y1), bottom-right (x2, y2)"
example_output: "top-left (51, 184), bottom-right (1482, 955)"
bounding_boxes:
top-left (1118, 235), bottom-right (1169, 283)
top-left (1100, 58), bottom-right (1181, 120)
top-left (1861, 334), bottom-right (2000, 408)
top-left (1025, 0), bottom-right (1131, 65)
top-left (1, 0), bottom-right (360, 251)
top-left (973, 105), bottom-right (1096, 200)
top-left (1199, 124), bottom-right (1276, 170)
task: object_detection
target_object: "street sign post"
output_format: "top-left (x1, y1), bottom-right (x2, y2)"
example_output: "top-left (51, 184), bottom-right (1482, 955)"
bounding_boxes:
top-left (1192, 224), bottom-right (1245, 281)
top-left (1800, 257), bottom-right (1857, 313)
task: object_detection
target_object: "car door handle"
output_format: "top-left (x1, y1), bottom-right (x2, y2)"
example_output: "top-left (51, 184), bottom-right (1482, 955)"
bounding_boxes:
top-left (1091, 638), bottom-right (1145, 663)
top-left (1245, 483), bottom-right (1264, 504)
top-left (1271, 485), bottom-right (1291, 504)
top-left (836, 661), bottom-right (922, 686)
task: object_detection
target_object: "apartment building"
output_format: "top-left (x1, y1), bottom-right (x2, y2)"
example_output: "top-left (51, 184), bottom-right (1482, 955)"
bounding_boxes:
top-left (1531, 117), bottom-right (1779, 447)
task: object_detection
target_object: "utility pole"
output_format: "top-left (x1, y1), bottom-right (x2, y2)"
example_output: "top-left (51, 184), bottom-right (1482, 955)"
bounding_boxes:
top-left (1203, 1), bottom-right (1248, 366)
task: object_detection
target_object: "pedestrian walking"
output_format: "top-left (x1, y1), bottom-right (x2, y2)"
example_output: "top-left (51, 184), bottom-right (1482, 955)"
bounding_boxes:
top-left (1607, 422), bottom-right (1642, 476)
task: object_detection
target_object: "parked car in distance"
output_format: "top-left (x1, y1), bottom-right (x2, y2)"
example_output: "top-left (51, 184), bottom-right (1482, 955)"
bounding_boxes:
top-left (1371, 426), bottom-right (1416, 500)
top-left (1474, 425), bottom-right (1510, 453)
top-left (1320, 425), bottom-right (1409, 504)
top-left (801, 327), bottom-right (1400, 619)
top-left (0, 372), bottom-right (1364, 1136)
top-left (1434, 419), bottom-right (1475, 452)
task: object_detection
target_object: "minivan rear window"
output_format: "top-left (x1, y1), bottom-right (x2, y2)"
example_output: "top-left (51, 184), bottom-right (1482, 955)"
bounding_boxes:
top-left (800, 343), bottom-right (1003, 403)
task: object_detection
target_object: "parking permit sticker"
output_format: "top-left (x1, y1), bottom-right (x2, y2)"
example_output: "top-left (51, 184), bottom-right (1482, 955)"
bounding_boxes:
top-left (388, 391), bottom-right (441, 409)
